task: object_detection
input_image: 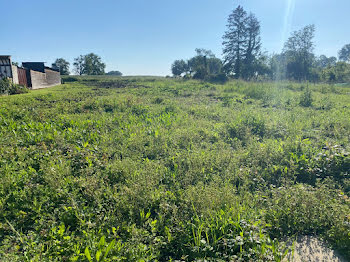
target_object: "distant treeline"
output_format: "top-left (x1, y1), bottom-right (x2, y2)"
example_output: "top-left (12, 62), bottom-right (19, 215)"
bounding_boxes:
top-left (51, 54), bottom-right (122, 76)
top-left (171, 5), bottom-right (350, 83)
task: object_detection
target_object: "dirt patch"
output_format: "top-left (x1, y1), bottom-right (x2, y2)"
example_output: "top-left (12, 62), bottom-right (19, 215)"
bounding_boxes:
top-left (284, 236), bottom-right (346, 262)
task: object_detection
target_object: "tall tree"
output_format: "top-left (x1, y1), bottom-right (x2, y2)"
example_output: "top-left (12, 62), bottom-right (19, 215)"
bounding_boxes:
top-left (338, 44), bottom-right (350, 62)
top-left (283, 25), bottom-right (315, 81)
top-left (222, 6), bottom-right (261, 79)
top-left (242, 13), bottom-right (262, 79)
top-left (222, 5), bottom-right (248, 78)
top-left (73, 55), bottom-right (85, 75)
top-left (52, 58), bottom-right (70, 75)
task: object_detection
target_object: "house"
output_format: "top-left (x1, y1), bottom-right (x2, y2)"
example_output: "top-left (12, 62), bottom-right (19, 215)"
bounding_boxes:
top-left (0, 55), bottom-right (61, 89)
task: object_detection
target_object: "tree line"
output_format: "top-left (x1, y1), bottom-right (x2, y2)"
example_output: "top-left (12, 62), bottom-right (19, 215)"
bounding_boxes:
top-left (52, 53), bottom-right (122, 76)
top-left (172, 5), bottom-right (350, 83)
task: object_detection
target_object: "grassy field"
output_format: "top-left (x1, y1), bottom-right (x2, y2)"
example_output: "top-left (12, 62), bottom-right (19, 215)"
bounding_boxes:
top-left (0, 77), bottom-right (349, 261)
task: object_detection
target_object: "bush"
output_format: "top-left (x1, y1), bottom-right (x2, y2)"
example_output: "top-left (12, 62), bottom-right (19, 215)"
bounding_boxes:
top-left (0, 78), bottom-right (28, 95)
top-left (206, 73), bottom-right (229, 83)
top-left (0, 78), bottom-right (11, 94)
top-left (299, 87), bottom-right (313, 107)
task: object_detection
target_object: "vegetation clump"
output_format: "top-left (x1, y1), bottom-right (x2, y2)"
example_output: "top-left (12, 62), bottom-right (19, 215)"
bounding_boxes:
top-left (0, 78), bottom-right (28, 95)
top-left (299, 87), bottom-right (313, 107)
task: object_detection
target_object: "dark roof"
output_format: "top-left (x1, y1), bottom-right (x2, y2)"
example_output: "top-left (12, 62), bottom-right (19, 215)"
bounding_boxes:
top-left (22, 62), bottom-right (45, 73)
top-left (45, 66), bottom-right (59, 72)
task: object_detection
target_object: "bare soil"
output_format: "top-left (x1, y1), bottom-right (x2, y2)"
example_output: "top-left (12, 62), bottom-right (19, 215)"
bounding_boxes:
top-left (284, 236), bottom-right (347, 262)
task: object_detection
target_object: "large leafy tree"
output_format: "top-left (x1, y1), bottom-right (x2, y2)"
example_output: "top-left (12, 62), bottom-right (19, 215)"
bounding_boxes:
top-left (222, 5), bottom-right (248, 78)
top-left (188, 49), bottom-right (223, 79)
top-left (170, 49), bottom-right (223, 80)
top-left (171, 59), bottom-right (188, 77)
top-left (338, 44), bottom-right (350, 62)
top-left (282, 25), bottom-right (316, 81)
top-left (52, 58), bottom-right (70, 75)
top-left (73, 53), bottom-right (106, 75)
top-left (83, 53), bottom-right (106, 75)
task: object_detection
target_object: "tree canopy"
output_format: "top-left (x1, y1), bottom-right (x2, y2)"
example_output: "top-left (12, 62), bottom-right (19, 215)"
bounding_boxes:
top-left (106, 71), bottom-right (123, 76)
top-left (171, 49), bottom-right (225, 81)
top-left (338, 44), bottom-right (350, 62)
top-left (73, 53), bottom-right (105, 75)
top-left (52, 58), bottom-right (70, 75)
top-left (171, 60), bottom-right (188, 77)
top-left (222, 6), bottom-right (262, 79)
top-left (282, 25), bottom-right (316, 81)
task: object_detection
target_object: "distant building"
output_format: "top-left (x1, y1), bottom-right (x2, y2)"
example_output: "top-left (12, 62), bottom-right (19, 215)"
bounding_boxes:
top-left (0, 55), bottom-right (61, 89)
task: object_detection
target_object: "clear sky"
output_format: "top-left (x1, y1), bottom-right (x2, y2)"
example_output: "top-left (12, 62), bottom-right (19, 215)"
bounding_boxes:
top-left (2, 0), bottom-right (349, 76)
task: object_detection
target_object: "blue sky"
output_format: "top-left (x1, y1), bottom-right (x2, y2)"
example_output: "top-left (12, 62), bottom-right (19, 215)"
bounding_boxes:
top-left (2, 0), bottom-right (349, 76)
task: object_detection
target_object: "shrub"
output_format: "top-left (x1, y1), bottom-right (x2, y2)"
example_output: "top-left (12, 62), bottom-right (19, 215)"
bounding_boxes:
top-left (299, 87), bottom-right (313, 107)
top-left (0, 78), bottom-right (11, 94)
top-left (8, 83), bottom-right (29, 95)
top-left (0, 78), bottom-right (28, 95)
top-left (206, 73), bottom-right (229, 83)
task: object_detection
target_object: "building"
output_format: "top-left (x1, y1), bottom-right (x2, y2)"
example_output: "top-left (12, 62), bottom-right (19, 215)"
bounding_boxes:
top-left (0, 55), bottom-right (61, 89)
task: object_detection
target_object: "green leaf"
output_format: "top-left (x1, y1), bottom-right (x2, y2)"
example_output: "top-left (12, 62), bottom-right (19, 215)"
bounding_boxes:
top-left (103, 239), bottom-right (116, 259)
top-left (85, 247), bottom-right (92, 262)
top-left (96, 249), bottom-right (102, 261)
top-left (98, 236), bottom-right (105, 249)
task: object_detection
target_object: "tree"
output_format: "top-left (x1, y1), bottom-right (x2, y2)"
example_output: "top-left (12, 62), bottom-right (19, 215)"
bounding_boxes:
top-left (52, 58), bottom-right (70, 75)
top-left (242, 13), bottom-right (262, 79)
top-left (282, 25), bottom-right (316, 81)
top-left (321, 62), bottom-right (350, 83)
top-left (316, 55), bottom-right (337, 68)
top-left (222, 6), bottom-right (262, 79)
top-left (188, 49), bottom-right (223, 79)
top-left (222, 5), bottom-right (248, 78)
top-left (73, 55), bottom-right (85, 75)
top-left (338, 44), bottom-right (350, 62)
top-left (73, 53), bottom-right (106, 75)
top-left (83, 53), bottom-right (106, 75)
top-left (170, 49), bottom-right (224, 81)
top-left (171, 59), bottom-right (188, 77)
top-left (106, 71), bottom-right (123, 76)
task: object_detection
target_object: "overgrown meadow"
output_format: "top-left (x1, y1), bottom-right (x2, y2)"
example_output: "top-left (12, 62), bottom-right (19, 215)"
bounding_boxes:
top-left (0, 77), bottom-right (349, 261)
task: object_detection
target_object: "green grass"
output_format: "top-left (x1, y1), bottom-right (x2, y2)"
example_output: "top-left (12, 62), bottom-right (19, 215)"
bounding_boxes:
top-left (0, 77), bottom-right (349, 261)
